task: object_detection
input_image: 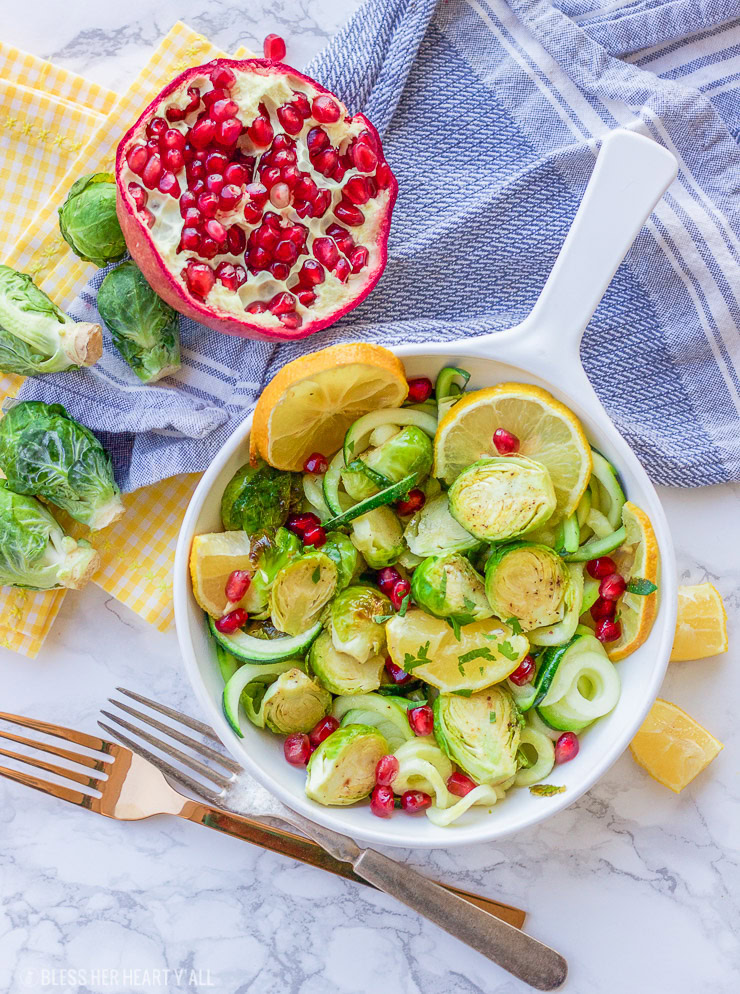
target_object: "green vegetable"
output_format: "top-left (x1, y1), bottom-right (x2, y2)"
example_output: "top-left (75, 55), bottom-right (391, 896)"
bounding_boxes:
top-left (257, 669), bottom-right (332, 734)
top-left (209, 614), bottom-right (322, 664)
top-left (449, 456), bottom-right (557, 541)
top-left (305, 724), bottom-right (389, 805)
top-left (0, 481), bottom-right (99, 589)
top-left (321, 472), bottom-right (418, 531)
top-left (514, 725), bottom-right (555, 787)
top-left (435, 365), bottom-right (470, 420)
top-left (0, 265), bottom-right (102, 375)
top-left (331, 693), bottom-right (416, 750)
top-left (239, 527), bottom-right (301, 619)
top-left (220, 459), bottom-right (302, 539)
top-left (485, 542), bottom-right (571, 631)
top-left (403, 493), bottom-right (481, 558)
top-left (529, 783), bottom-right (566, 797)
top-left (330, 584), bottom-right (390, 663)
top-left (590, 450), bottom-right (626, 530)
top-left (58, 173), bottom-right (126, 267)
top-left (0, 401), bottom-right (123, 530)
top-left (343, 408), bottom-right (437, 464)
top-left (97, 261), bottom-right (180, 382)
top-left (221, 658), bottom-right (296, 735)
top-left (322, 530), bottom-right (359, 590)
top-left (350, 505), bottom-right (404, 569)
top-left (341, 426), bottom-right (433, 501)
top-left (563, 526), bottom-right (626, 562)
top-left (627, 578), bottom-right (658, 596)
top-left (308, 630), bottom-right (385, 695)
top-left (411, 552), bottom-right (492, 624)
top-left (269, 551), bottom-right (337, 636)
top-left (528, 564), bottom-right (583, 647)
top-left (391, 737), bottom-right (453, 798)
top-left (433, 687), bottom-right (521, 785)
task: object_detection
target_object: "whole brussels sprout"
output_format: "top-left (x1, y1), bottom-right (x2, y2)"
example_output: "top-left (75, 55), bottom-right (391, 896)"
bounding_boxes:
top-left (434, 687), bottom-right (522, 784)
top-left (221, 459), bottom-right (302, 540)
top-left (240, 527), bottom-right (301, 619)
top-left (97, 261), bottom-right (180, 382)
top-left (411, 552), bottom-right (492, 625)
top-left (258, 669), bottom-right (332, 734)
top-left (322, 530), bottom-right (359, 590)
top-left (341, 426), bottom-right (433, 501)
top-left (0, 264), bottom-right (102, 375)
top-left (270, 551), bottom-right (338, 636)
top-left (330, 584), bottom-right (391, 663)
top-left (448, 456), bottom-right (556, 542)
top-left (0, 401), bottom-right (123, 530)
top-left (58, 173), bottom-right (126, 267)
top-left (485, 541), bottom-right (569, 632)
top-left (350, 505), bottom-right (404, 569)
top-left (305, 724), bottom-right (389, 805)
top-left (403, 494), bottom-right (480, 558)
top-left (308, 630), bottom-right (385, 695)
top-left (0, 481), bottom-right (99, 589)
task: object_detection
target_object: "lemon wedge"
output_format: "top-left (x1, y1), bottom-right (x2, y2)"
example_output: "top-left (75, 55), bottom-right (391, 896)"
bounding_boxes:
top-left (671, 583), bottom-right (728, 661)
top-left (190, 531), bottom-right (253, 618)
top-left (630, 698), bottom-right (723, 792)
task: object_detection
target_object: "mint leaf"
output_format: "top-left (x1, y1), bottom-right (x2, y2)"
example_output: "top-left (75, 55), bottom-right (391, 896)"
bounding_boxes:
top-left (402, 641), bottom-right (431, 672)
top-left (373, 614), bottom-right (393, 624)
top-left (446, 617), bottom-right (462, 641)
top-left (505, 616), bottom-right (523, 636)
top-left (398, 593), bottom-right (411, 617)
top-left (453, 688), bottom-right (473, 697)
top-left (529, 784), bottom-right (566, 797)
top-left (498, 640), bottom-right (520, 661)
top-left (458, 646), bottom-right (495, 664)
top-left (489, 711), bottom-right (496, 723)
top-left (311, 566), bottom-right (321, 584)
top-left (627, 578), bottom-right (657, 596)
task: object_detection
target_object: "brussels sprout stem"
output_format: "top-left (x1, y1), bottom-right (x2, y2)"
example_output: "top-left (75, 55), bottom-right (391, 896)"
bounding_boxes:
top-left (60, 320), bottom-right (103, 367)
top-left (87, 494), bottom-right (125, 531)
top-left (55, 538), bottom-right (101, 589)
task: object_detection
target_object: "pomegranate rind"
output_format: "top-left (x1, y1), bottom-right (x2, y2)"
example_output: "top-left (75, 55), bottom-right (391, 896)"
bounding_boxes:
top-left (115, 59), bottom-right (398, 342)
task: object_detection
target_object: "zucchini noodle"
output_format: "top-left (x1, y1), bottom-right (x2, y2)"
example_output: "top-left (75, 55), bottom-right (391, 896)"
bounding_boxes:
top-left (302, 474), bottom-right (331, 520)
top-left (515, 727), bottom-right (556, 786)
top-left (426, 784), bottom-right (500, 826)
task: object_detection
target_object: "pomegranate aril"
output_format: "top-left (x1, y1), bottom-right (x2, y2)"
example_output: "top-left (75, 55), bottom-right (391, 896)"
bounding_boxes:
top-left (555, 732), bottom-right (579, 764)
top-left (269, 290), bottom-right (296, 315)
top-left (140, 208), bottom-right (155, 228)
top-left (493, 428), bottom-right (520, 455)
top-left (204, 219), bottom-right (227, 245)
top-left (163, 148), bottom-right (185, 172)
top-left (591, 596), bottom-right (616, 622)
top-left (302, 523), bottom-right (326, 546)
top-left (180, 227), bottom-right (201, 251)
top-left (146, 138), bottom-right (160, 153)
top-left (292, 92), bottom-right (311, 118)
top-left (216, 262), bottom-right (240, 290)
top-left (128, 183), bottom-right (147, 210)
top-left (595, 618), bottom-right (621, 643)
top-left (146, 116), bottom-right (167, 139)
top-left (197, 192), bottom-right (219, 218)
top-left (248, 113), bottom-right (274, 147)
top-left (390, 578), bottom-right (411, 611)
top-left (599, 573), bottom-right (626, 600)
top-left (257, 226), bottom-right (280, 253)
top-left (309, 715), bottom-right (339, 747)
top-left (264, 211), bottom-right (282, 228)
top-left (385, 656), bottom-right (412, 685)
top-left (270, 262), bottom-right (291, 281)
top-left (286, 512), bottom-right (321, 536)
top-left (332, 163), bottom-right (346, 183)
top-left (311, 189), bottom-right (331, 217)
top-left (272, 148), bottom-right (297, 168)
top-left (344, 175), bottom-right (371, 205)
top-left (377, 568), bottom-right (402, 594)
top-left (326, 223), bottom-right (354, 252)
top-left (244, 203), bottom-right (263, 226)
top-left (214, 607), bottom-right (248, 633)
top-left (182, 207), bottom-right (203, 227)
top-left (165, 106), bottom-right (185, 122)
top-left (223, 162), bottom-right (249, 186)
top-left (158, 171), bottom-right (181, 197)
top-left (303, 452), bottom-right (328, 475)
top-left (161, 128), bottom-right (186, 152)
top-left (401, 790), bottom-right (432, 814)
top-left (211, 98), bottom-right (239, 123)
top-left (370, 785), bottom-right (395, 819)
top-left (225, 569), bottom-right (251, 602)
top-left (277, 103), bottom-right (303, 135)
top-left (313, 237), bottom-right (339, 268)
top-left (286, 224), bottom-right (308, 247)
top-left (295, 175), bottom-right (318, 201)
top-left (274, 240), bottom-right (298, 265)
top-left (313, 148), bottom-right (338, 176)
top-left (186, 160), bottom-right (204, 182)
top-left (349, 246), bottom-right (369, 273)
top-left (219, 184), bottom-right (243, 211)
top-left (233, 265), bottom-right (247, 287)
top-left (246, 301), bottom-right (268, 314)
top-left (203, 88), bottom-right (227, 110)
top-left (199, 237), bottom-right (219, 260)
top-left (248, 247), bottom-right (270, 270)
top-left (447, 772), bottom-right (477, 797)
top-left (298, 260), bottom-right (325, 286)
top-left (307, 126), bottom-right (330, 155)
top-left (396, 488), bottom-right (425, 516)
top-left (269, 182), bottom-right (291, 209)
top-left (126, 144), bottom-right (149, 175)
top-left (184, 261), bottom-right (215, 298)
top-left (185, 87), bottom-right (201, 115)
top-left (262, 165), bottom-right (282, 188)
top-left (245, 182), bottom-right (269, 207)
top-left (312, 95), bottom-right (340, 123)
top-left (263, 33), bottom-right (287, 61)
top-left (508, 654), bottom-right (536, 686)
top-left (227, 225), bottom-right (246, 255)
top-left (284, 732), bottom-right (311, 766)
top-left (211, 66), bottom-right (236, 90)
top-left (408, 705), bottom-right (434, 737)
top-left (190, 118), bottom-right (216, 149)
top-left (375, 754), bottom-right (399, 787)
top-left (334, 200), bottom-right (365, 227)
top-left (406, 377), bottom-right (433, 403)
top-left (142, 153), bottom-right (163, 189)
top-left (586, 556), bottom-right (617, 579)
top-left (297, 289), bottom-right (316, 306)
top-left (180, 190), bottom-right (197, 212)
top-left (216, 118), bottom-right (242, 146)
top-left (353, 142), bottom-right (378, 172)
top-left (205, 151), bottom-right (228, 174)
top-left (281, 165), bottom-right (300, 189)
top-left (206, 173), bottom-right (225, 195)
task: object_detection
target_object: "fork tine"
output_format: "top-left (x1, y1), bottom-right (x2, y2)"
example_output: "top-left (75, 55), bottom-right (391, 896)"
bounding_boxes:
top-left (0, 763), bottom-right (101, 810)
top-left (115, 688), bottom-right (220, 742)
top-left (0, 711), bottom-right (114, 754)
top-left (108, 699), bottom-right (241, 774)
top-left (97, 721), bottom-right (225, 806)
top-left (0, 744), bottom-right (105, 787)
top-left (99, 711), bottom-right (233, 790)
top-left (0, 726), bottom-right (112, 773)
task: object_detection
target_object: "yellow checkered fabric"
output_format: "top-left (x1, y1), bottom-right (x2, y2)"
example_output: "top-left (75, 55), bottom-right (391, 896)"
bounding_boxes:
top-left (0, 25), bottom-right (254, 655)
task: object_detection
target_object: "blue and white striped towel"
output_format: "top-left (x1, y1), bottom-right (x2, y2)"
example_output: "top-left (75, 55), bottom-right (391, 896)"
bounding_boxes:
top-left (20, 0), bottom-right (740, 490)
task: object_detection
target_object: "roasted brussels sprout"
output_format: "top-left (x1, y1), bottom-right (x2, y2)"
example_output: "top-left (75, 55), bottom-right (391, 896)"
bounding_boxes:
top-left (308, 630), bottom-right (385, 695)
top-left (411, 552), bottom-right (492, 624)
top-left (434, 687), bottom-right (522, 784)
top-left (221, 459), bottom-right (302, 539)
top-left (448, 456), bottom-right (556, 542)
top-left (0, 265), bottom-right (102, 375)
top-left (0, 401), bottom-right (123, 530)
top-left (256, 668), bottom-right (332, 734)
top-left (270, 552), bottom-right (338, 636)
top-left (341, 426), bottom-right (433, 501)
top-left (0, 481), bottom-right (99, 589)
top-left (330, 584), bottom-right (391, 663)
top-left (58, 173), bottom-right (126, 267)
top-left (485, 542), bottom-right (570, 631)
top-left (350, 505), bottom-right (404, 569)
top-left (305, 724), bottom-right (389, 805)
top-left (240, 527), bottom-right (301, 619)
top-left (403, 494), bottom-right (480, 558)
top-left (97, 261), bottom-right (180, 382)
top-left (322, 530), bottom-right (359, 590)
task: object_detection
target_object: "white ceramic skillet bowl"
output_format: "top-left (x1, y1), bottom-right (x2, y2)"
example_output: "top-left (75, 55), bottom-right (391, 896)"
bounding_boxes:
top-left (175, 130), bottom-right (679, 849)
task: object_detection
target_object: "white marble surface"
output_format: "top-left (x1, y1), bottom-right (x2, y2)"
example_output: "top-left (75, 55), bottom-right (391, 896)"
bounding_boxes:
top-left (2, 5), bottom-right (740, 993)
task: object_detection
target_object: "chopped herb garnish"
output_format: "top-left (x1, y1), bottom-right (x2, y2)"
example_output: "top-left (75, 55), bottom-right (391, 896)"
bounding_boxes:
top-left (446, 617), bottom-right (462, 641)
top-left (529, 784), bottom-right (566, 797)
top-left (489, 711), bottom-right (496, 723)
top-left (498, 640), bottom-right (520, 661)
top-left (372, 613), bottom-right (393, 624)
top-left (516, 747), bottom-right (533, 769)
top-left (627, 578), bottom-right (658, 596)
top-left (311, 565), bottom-right (321, 583)
top-left (463, 595), bottom-right (477, 613)
top-left (398, 593), bottom-right (411, 617)
top-left (505, 616), bottom-right (523, 635)
top-left (458, 646), bottom-right (495, 664)
top-left (402, 641), bottom-right (431, 672)
top-left (453, 688), bottom-right (473, 697)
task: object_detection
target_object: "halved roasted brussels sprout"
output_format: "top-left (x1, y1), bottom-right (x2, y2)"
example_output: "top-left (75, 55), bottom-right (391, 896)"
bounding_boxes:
top-left (305, 724), bottom-right (389, 805)
top-left (350, 505), bottom-right (404, 569)
top-left (434, 687), bottom-right (522, 784)
top-left (330, 584), bottom-right (391, 662)
top-left (270, 551), bottom-right (338, 636)
top-left (322, 530), bottom-right (360, 590)
top-left (258, 669), bottom-right (332, 734)
top-left (485, 542), bottom-right (570, 631)
top-left (341, 426), bottom-right (433, 501)
top-left (308, 630), bottom-right (385, 695)
top-left (221, 459), bottom-right (302, 540)
top-left (403, 494), bottom-right (481, 558)
top-left (241, 527), bottom-right (301, 619)
top-left (411, 552), bottom-right (492, 624)
top-left (448, 456), bottom-right (556, 542)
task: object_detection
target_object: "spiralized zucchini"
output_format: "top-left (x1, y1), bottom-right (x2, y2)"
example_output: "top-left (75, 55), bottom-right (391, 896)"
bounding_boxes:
top-left (514, 726), bottom-right (556, 787)
top-left (425, 784), bottom-right (500, 826)
top-left (392, 737), bottom-right (453, 801)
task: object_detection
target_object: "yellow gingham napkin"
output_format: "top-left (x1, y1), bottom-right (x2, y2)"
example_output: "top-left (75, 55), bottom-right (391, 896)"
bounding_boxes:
top-left (0, 25), bottom-right (253, 655)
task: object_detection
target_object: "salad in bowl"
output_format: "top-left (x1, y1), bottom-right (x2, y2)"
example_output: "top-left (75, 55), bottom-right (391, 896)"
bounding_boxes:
top-left (189, 343), bottom-right (659, 828)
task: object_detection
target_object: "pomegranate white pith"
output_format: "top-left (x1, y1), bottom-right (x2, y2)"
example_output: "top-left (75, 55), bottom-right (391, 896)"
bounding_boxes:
top-left (116, 59), bottom-right (397, 341)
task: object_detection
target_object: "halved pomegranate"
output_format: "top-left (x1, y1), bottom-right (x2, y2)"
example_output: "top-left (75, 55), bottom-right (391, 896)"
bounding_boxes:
top-left (116, 59), bottom-right (397, 341)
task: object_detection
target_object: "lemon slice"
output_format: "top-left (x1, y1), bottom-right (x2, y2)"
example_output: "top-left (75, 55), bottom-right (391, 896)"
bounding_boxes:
top-left (671, 583), bottom-right (728, 661)
top-left (607, 501), bottom-right (660, 661)
top-left (252, 343), bottom-right (408, 470)
top-left (434, 383), bottom-right (591, 519)
top-left (385, 609), bottom-right (529, 692)
top-left (190, 531), bottom-right (253, 618)
top-left (630, 698), bottom-right (723, 792)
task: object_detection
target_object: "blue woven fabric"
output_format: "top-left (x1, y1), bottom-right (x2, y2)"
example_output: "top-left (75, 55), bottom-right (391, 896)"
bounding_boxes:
top-left (19, 0), bottom-right (740, 490)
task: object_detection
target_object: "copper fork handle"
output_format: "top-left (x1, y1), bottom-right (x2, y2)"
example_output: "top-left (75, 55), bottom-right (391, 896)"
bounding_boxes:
top-left (180, 799), bottom-right (525, 929)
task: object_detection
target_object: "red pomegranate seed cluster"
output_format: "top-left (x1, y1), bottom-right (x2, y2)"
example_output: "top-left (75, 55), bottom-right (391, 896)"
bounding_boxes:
top-left (587, 556), bottom-right (625, 642)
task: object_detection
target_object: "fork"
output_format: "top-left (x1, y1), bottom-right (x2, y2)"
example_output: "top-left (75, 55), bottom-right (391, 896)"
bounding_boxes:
top-left (99, 689), bottom-right (568, 990)
top-left (0, 706), bottom-right (523, 927)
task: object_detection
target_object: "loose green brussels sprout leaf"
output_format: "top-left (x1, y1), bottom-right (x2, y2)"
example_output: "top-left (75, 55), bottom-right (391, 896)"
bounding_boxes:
top-left (0, 481), bottom-right (99, 589)
top-left (221, 459), bottom-right (302, 539)
top-left (322, 530), bottom-right (359, 590)
top-left (341, 426), bottom-right (434, 501)
top-left (485, 542), bottom-right (570, 631)
top-left (97, 261), bottom-right (180, 383)
top-left (330, 584), bottom-right (391, 662)
top-left (240, 527), bottom-right (301, 619)
top-left (258, 668), bottom-right (332, 734)
top-left (270, 552), bottom-right (338, 636)
top-left (449, 456), bottom-right (556, 542)
top-left (305, 724), bottom-right (389, 805)
top-left (403, 494), bottom-right (481, 558)
top-left (0, 401), bottom-right (124, 530)
top-left (308, 630), bottom-right (385, 695)
top-left (411, 552), bottom-right (492, 624)
top-left (0, 265), bottom-right (102, 375)
top-left (434, 687), bottom-right (522, 784)
top-left (58, 173), bottom-right (126, 267)
top-left (350, 505), bottom-right (404, 569)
